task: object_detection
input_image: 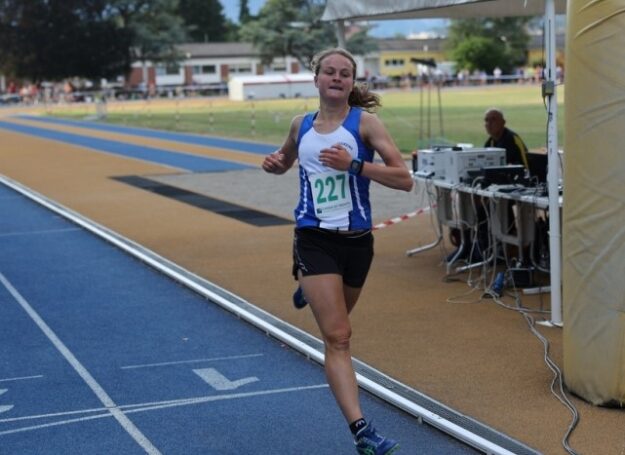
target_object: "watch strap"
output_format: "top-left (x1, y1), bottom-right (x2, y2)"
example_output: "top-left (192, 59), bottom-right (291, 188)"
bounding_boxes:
top-left (349, 158), bottom-right (364, 176)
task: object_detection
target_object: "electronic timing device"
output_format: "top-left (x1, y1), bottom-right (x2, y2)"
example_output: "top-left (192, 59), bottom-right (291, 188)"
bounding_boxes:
top-left (414, 148), bottom-right (449, 178)
top-left (414, 146), bottom-right (507, 184)
top-left (445, 147), bottom-right (506, 184)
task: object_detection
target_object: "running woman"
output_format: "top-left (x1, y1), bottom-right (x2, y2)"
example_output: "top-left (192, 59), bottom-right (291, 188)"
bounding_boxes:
top-left (262, 47), bottom-right (413, 454)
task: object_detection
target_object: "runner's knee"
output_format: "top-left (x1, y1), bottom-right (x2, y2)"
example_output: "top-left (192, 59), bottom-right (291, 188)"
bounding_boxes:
top-left (324, 325), bottom-right (352, 351)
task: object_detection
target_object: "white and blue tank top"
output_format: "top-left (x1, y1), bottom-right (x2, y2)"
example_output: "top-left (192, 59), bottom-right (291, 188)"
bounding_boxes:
top-left (294, 107), bottom-right (374, 230)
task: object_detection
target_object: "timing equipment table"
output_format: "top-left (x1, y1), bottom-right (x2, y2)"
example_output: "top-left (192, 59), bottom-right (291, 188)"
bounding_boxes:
top-left (410, 174), bottom-right (561, 277)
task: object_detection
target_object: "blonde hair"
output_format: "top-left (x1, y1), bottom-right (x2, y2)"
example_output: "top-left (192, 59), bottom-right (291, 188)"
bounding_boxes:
top-left (310, 47), bottom-right (381, 113)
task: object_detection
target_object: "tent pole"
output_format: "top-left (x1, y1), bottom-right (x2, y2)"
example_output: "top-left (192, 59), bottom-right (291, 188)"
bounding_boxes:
top-left (545, 0), bottom-right (563, 326)
top-left (427, 71), bottom-right (432, 145)
top-left (335, 20), bottom-right (347, 48)
top-left (419, 80), bottom-right (424, 146)
top-left (437, 79), bottom-right (444, 139)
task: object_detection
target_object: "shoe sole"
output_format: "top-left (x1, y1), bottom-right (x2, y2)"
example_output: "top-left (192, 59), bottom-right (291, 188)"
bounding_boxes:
top-left (357, 443), bottom-right (399, 455)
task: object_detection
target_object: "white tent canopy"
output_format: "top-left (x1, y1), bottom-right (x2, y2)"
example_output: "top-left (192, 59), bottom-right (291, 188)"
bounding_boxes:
top-left (321, 0), bottom-right (566, 21)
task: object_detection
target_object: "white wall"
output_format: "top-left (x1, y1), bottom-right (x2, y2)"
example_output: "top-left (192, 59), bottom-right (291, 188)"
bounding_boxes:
top-left (228, 74), bottom-right (316, 101)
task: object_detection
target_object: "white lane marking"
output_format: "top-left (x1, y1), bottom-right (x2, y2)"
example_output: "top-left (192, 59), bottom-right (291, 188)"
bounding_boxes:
top-left (121, 384), bottom-right (328, 414)
top-left (120, 353), bottom-right (264, 370)
top-left (0, 375), bottom-right (44, 383)
top-left (0, 406), bottom-right (111, 423)
top-left (193, 368), bottom-right (258, 391)
top-left (0, 389), bottom-right (13, 414)
top-left (0, 411), bottom-right (113, 436)
top-left (0, 228), bottom-right (80, 238)
top-left (0, 384), bottom-right (328, 436)
top-left (0, 272), bottom-right (161, 455)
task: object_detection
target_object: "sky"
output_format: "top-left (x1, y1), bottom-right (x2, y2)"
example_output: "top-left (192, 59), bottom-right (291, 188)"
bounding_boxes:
top-left (218, 0), bottom-right (449, 38)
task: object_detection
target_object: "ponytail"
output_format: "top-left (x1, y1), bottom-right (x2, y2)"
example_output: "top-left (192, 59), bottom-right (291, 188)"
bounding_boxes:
top-left (349, 83), bottom-right (381, 113)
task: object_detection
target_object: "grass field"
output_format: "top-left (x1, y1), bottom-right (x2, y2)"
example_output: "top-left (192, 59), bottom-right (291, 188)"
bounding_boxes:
top-left (48, 83), bottom-right (564, 154)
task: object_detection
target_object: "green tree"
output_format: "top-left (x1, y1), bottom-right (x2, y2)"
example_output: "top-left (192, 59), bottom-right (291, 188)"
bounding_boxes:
top-left (239, 0), bottom-right (252, 24)
top-left (112, 0), bottom-right (187, 86)
top-left (345, 30), bottom-right (378, 57)
top-left (239, 0), bottom-right (375, 70)
top-left (0, 0), bottom-right (132, 82)
top-left (452, 36), bottom-right (506, 73)
top-left (239, 0), bottom-right (336, 67)
top-left (178, 0), bottom-right (227, 42)
top-left (447, 17), bottom-right (532, 74)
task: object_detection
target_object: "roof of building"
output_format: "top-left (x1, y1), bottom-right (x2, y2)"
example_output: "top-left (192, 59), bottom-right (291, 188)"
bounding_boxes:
top-left (375, 38), bottom-right (446, 52)
top-left (229, 73), bottom-right (314, 84)
top-left (177, 42), bottom-right (258, 58)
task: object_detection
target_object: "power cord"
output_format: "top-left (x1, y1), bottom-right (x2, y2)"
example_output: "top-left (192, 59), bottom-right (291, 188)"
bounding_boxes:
top-left (521, 305), bottom-right (580, 455)
top-left (483, 287), bottom-right (580, 455)
top-left (481, 194), bottom-right (580, 454)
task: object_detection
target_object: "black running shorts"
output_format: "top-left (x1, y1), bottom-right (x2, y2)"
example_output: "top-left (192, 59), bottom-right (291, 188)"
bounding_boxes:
top-left (292, 227), bottom-right (374, 288)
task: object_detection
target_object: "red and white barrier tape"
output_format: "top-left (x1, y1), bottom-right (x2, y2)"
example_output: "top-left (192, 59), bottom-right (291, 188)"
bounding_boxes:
top-left (373, 205), bottom-right (432, 230)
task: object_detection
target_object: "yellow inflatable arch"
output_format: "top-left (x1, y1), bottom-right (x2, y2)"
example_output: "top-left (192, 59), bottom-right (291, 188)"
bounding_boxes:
top-left (563, 0), bottom-right (625, 406)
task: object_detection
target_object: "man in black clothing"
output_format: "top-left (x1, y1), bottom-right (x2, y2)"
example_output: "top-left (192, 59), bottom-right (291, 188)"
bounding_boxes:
top-left (484, 108), bottom-right (529, 169)
top-left (448, 108), bottom-right (530, 264)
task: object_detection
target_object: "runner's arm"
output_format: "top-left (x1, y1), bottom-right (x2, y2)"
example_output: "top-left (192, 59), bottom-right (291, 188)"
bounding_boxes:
top-left (359, 112), bottom-right (413, 191)
top-left (262, 115), bottom-right (302, 175)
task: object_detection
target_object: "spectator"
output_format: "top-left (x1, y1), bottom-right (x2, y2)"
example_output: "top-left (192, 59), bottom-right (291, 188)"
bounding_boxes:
top-left (493, 66), bottom-right (502, 84)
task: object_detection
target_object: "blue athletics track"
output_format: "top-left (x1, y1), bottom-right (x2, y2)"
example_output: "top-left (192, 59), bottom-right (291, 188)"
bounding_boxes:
top-left (0, 112), bottom-right (558, 455)
top-left (0, 180), bottom-right (477, 454)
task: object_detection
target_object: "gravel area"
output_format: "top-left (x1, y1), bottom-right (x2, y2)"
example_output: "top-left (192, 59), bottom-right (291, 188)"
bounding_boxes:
top-left (150, 163), bottom-right (429, 224)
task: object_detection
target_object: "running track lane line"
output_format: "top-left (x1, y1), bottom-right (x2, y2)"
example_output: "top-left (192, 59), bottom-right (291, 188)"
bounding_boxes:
top-left (0, 120), bottom-right (251, 172)
top-left (16, 115), bottom-right (277, 155)
top-left (0, 273), bottom-right (162, 455)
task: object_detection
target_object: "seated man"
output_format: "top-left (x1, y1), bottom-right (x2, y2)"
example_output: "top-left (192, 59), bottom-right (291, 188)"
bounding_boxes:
top-left (483, 108), bottom-right (529, 168)
top-left (448, 108), bottom-right (529, 264)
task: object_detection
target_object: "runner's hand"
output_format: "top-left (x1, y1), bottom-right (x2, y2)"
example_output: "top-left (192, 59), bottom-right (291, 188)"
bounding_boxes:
top-left (319, 144), bottom-right (350, 171)
top-left (262, 151), bottom-right (289, 174)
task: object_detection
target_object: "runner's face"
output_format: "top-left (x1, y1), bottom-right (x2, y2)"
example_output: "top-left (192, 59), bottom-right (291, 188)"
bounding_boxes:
top-left (315, 54), bottom-right (354, 101)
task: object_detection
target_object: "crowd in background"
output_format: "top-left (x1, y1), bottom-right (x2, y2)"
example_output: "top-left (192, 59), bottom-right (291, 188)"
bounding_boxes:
top-left (392, 63), bottom-right (564, 90)
top-left (1, 64), bottom-right (564, 106)
top-left (0, 80), bottom-right (88, 105)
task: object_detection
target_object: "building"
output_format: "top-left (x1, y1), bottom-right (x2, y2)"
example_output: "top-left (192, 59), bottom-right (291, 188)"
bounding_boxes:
top-left (126, 42), bottom-right (303, 90)
top-left (122, 34), bottom-right (565, 93)
top-left (376, 37), bottom-right (449, 79)
top-left (228, 73), bottom-right (316, 101)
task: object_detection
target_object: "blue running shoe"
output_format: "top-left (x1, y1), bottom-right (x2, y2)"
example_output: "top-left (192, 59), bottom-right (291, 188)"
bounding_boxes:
top-left (292, 286), bottom-right (308, 309)
top-left (355, 422), bottom-right (399, 455)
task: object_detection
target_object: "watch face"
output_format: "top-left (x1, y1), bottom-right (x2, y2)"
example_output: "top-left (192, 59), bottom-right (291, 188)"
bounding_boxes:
top-left (350, 159), bottom-right (361, 173)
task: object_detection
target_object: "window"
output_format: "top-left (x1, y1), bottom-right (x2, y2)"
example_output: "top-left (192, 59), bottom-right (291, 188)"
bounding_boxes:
top-left (193, 65), bottom-right (216, 75)
top-left (384, 59), bottom-right (405, 67)
top-left (156, 63), bottom-right (180, 76)
top-left (229, 64), bottom-right (252, 74)
top-left (270, 62), bottom-right (287, 72)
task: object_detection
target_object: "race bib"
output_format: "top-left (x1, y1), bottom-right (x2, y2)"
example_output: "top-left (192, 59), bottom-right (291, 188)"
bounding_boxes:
top-left (310, 170), bottom-right (353, 220)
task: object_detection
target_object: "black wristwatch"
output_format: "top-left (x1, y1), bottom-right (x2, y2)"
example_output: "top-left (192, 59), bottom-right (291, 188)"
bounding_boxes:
top-left (349, 158), bottom-right (364, 176)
